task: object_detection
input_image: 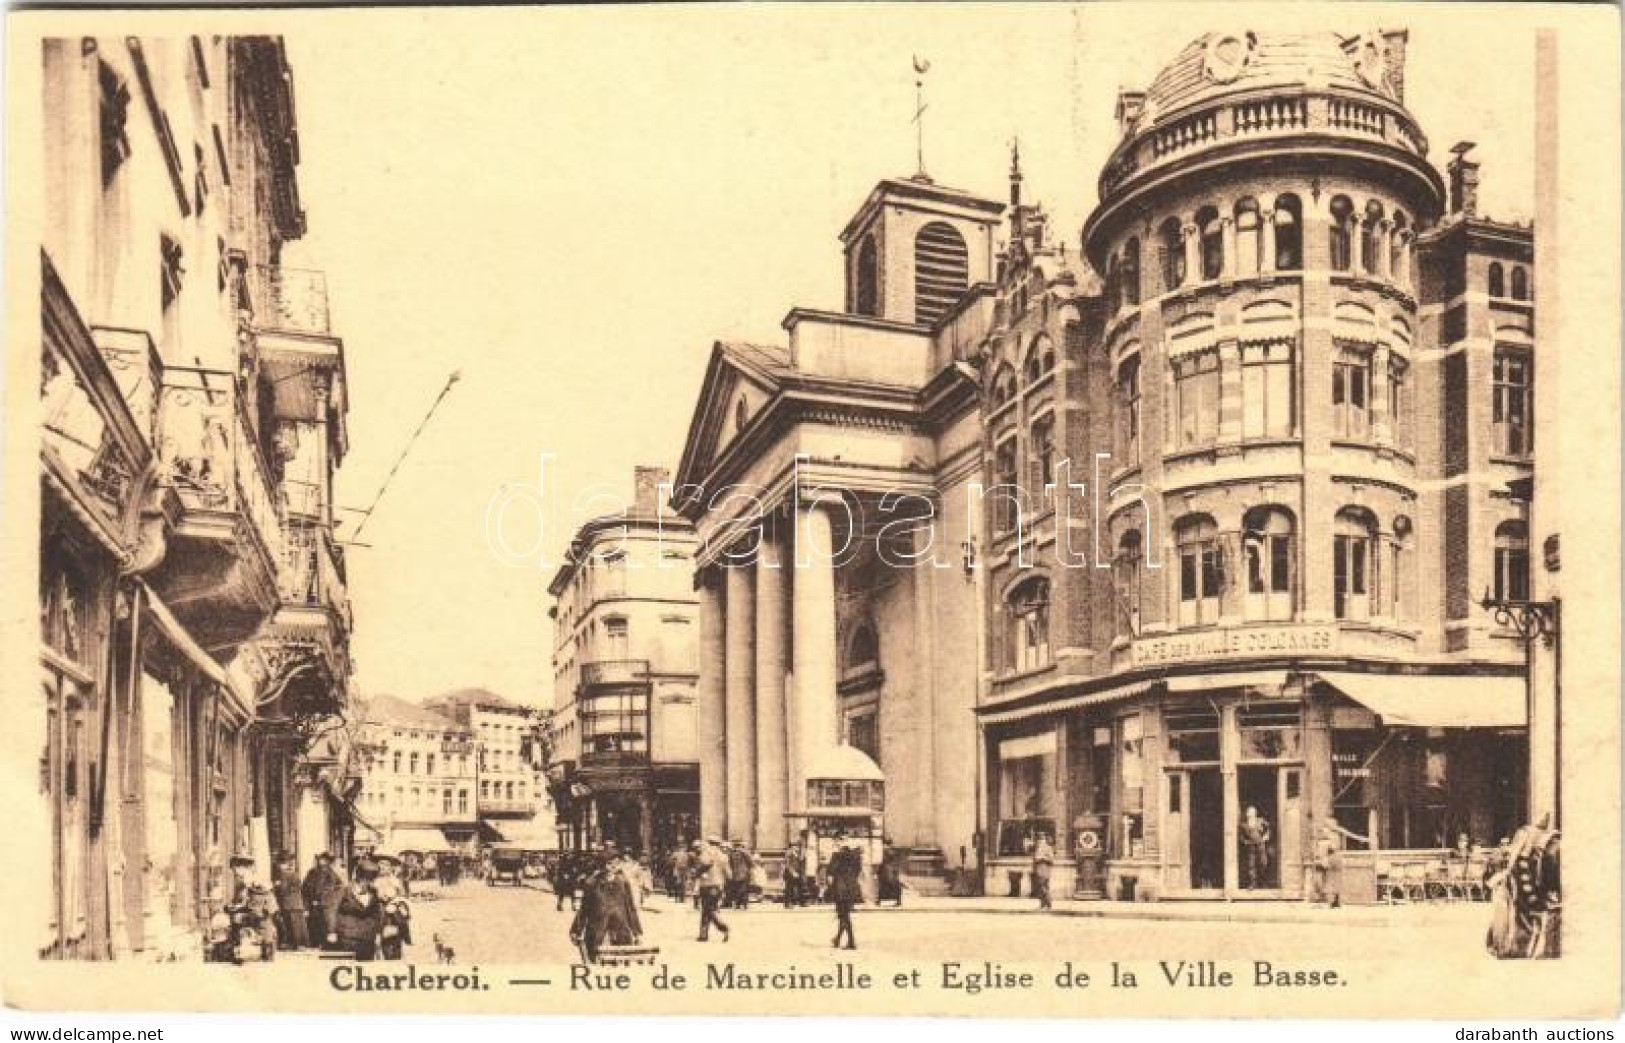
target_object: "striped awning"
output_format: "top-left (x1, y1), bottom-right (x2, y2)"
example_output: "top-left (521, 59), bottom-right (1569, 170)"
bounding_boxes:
top-left (979, 679), bottom-right (1157, 725)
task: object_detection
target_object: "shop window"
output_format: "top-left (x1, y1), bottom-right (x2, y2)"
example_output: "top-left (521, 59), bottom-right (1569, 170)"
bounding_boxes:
top-left (1242, 506), bottom-right (1296, 621)
top-left (1165, 707), bottom-right (1220, 764)
top-left (1488, 262), bottom-right (1505, 298)
top-left (1510, 265), bottom-right (1530, 301)
top-left (1493, 521), bottom-right (1530, 603)
top-left (1119, 716), bottom-right (1145, 856)
top-left (1329, 195), bottom-right (1355, 271)
top-left (1122, 237), bottom-right (1141, 305)
top-left (1234, 197), bottom-right (1262, 274)
top-left (853, 235), bottom-right (879, 316)
top-left (1492, 350), bottom-right (1532, 456)
top-left (1237, 705), bottom-right (1302, 761)
top-left (1197, 205), bottom-right (1223, 280)
top-left (1361, 200), bottom-right (1385, 274)
top-left (1029, 413), bottom-right (1056, 493)
top-left (1113, 530), bottom-right (1143, 638)
top-left (1007, 576), bottom-right (1052, 672)
top-left (1157, 217), bottom-right (1185, 290)
top-left (1175, 514), bottom-right (1222, 627)
top-left (1273, 194), bottom-right (1302, 270)
top-left (1241, 339), bottom-right (1294, 438)
top-left (1334, 507), bottom-right (1377, 620)
top-left (1116, 353), bottom-right (1141, 465)
top-left (1332, 344), bottom-right (1372, 439)
top-left (1331, 729), bottom-right (1377, 850)
top-left (996, 730), bottom-right (1057, 856)
top-left (1173, 349), bottom-right (1219, 447)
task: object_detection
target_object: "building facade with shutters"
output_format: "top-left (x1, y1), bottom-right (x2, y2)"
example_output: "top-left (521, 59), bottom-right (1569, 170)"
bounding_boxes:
top-left (546, 467), bottom-right (702, 856)
top-left (978, 29), bottom-right (1536, 901)
top-left (350, 695), bottom-right (479, 858)
top-left (37, 35), bottom-right (357, 959)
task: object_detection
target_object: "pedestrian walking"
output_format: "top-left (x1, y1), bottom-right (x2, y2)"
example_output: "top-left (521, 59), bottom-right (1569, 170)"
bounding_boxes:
top-left (302, 852), bottom-right (341, 949)
top-left (273, 852), bottom-right (309, 949)
top-left (828, 837), bottom-right (863, 950)
top-left (726, 840), bottom-right (754, 910)
top-left (325, 857), bottom-right (385, 961)
top-left (878, 838), bottom-right (904, 907)
top-left (1239, 806), bottom-right (1272, 890)
top-left (668, 845), bottom-right (692, 902)
top-left (695, 836), bottom-right (731, 942)
top-left (782, 839), bottom-right (806, 907)
top-left (373, 859), bottom-right (413, 960)
top-left (1031, 833), bottom-right (1055, 910)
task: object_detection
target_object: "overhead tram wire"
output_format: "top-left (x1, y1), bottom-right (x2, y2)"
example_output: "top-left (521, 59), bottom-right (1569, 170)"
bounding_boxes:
top-left (344, 370), bottom-right (462, 546)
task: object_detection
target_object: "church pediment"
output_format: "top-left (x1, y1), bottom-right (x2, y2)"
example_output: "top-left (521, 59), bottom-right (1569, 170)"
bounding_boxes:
top-left (674, 341), bottom-right (790, 503)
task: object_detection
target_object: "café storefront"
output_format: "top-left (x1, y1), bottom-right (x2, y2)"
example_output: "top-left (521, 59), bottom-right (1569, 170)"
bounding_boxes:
top-left (980, 631), bottom-right (1527, 902)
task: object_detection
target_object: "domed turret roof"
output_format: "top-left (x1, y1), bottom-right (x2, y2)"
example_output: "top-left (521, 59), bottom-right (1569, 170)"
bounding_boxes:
top-left (1137, 30), bottom-right (1400, 128)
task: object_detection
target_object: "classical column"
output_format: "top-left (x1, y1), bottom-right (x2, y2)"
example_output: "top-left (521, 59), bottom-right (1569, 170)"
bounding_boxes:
top-left (723, 560), bottom-right (757, 842)
top-left (1182, 222), bottom-right (1201, 283)
top-left (753, 530), bottom-right (789, 849)
top-left (696, 573), bottom-right (727, 838)
top-left (1260, 210), bottom-right (1277, 273)
top-left (1220, 215), bottom-right (1237, 278)
top-left (790, 501), bottom-right (840, 813)
top-left (1375, 219), bottom-right (1393, 280)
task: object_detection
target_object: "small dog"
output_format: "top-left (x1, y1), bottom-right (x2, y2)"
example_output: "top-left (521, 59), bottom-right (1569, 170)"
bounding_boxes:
top-left (433, 933), bottom-right (455, 964)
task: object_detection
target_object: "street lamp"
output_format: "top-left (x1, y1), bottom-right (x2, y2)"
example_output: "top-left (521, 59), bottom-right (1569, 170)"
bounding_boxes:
top-left (1480, 587), bottom-right (1561, 828)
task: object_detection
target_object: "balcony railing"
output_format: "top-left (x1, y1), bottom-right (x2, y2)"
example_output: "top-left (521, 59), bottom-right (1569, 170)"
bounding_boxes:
top-left (280, 522), bottom-right (350, 626)
top-left (258, 266), bottom-right (330, 335)
top-left (581, 659), bottom-right (651, 688)
top-left (157, 366), bottom-right (285, 564)
top-left (478, 798), bottom-right (537, 814)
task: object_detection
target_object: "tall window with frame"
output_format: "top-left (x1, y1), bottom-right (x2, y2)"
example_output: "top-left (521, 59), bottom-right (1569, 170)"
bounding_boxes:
top-left (1242, 506), bottom-right (1295, 622)
top-left (1008, 576), bottom-right (1052, 672)
top-left (1493, 521), bottom-right (1530, 603)
top-left (605, 616), bottom-right (629, 658)
top-left (1198, 205), bottom-right (1223, 280)
top-left (1234, 197), bottom-right (1262, 275)
top-left (1329, 196), bottom-right (1355, 271)
top-left (992, 435), bottom-right (1020, 535)
top-left (1273, 194), bottom-right (1302, 270)
top-left (995, 731), bottom-right (1057, 857)
top-left (1029, 413), bottom-right (1056, 496)
top-left (1116, 354), bottom-right (1142, 465)
top-left (1174, 350), bottom-right (1219, 447)
top-left (1158, 217), bottom-right (1185, 291)
top-left (1241, 339), bottom-right (1294, 439)
top-left (1332, 344), bottom-right (1372, 440)
top-left (1492, 349), bottom-right (1532, 457)
top-left (1488, 262), bottom-right (1505, 298)
top-left (1175, 515), bottom-right (1222, 627)
top-left (1114, 529), bottom-right (1143, 638)
top-left (1334, 508), bottom-right (1377, 621)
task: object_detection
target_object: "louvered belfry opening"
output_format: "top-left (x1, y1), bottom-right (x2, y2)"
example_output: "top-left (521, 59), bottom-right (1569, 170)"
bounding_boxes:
top-left (913, 220), bottom-right (969, 325)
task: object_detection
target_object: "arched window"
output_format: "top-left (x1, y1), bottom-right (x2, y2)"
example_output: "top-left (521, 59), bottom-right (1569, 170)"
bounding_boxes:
top-left (991, 434), bottom-right (1019, 534)
top-left (1175, 514), bottom-right (1221, 627)
top-left (1234, 197), bottom-right (1262, 275)
top-left (1242, 506), bottom-right (1295, 621)
top-left (1510, 266), bottom-right (1530, 301)
top-left (1158, 217), bottom-right (1185, 291)
top-left (1329, 196), bottom-right (1355, 271)
top-left (1361, 200), bottom-right (1385, 274)
top-left (1197, 205), bottom-right (1223, 280)
top-left (1488, 262), bottom-right (1505, 298)
top-left (1273, 194), bottom-right (1302, 271)
top-left (990, 363), bottom-right (1017, 408)
top-left (1122, 237), bottom-right (1142, 305)
top-left (1025, 334), bottom-right (1054, 383)
top-left (1116, 353), bottom-right (1142, 465)
top-left (1334, 508), bottom-right (1377, 620)
top-left (1114, 530), bottom-right (1143, 637)
top-left (854, 235), bottom-right (879, 316)
top-left (1493, 520), bottom-right (1530, 602)
top-left (1008, 576), bottom-right (1051, 672)
top-left (845, 620), bottom-right (880, 673)
top-left (914, 221), bottom-right (969, 325)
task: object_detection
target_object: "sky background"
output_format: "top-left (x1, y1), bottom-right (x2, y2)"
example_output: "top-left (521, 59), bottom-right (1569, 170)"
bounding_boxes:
top-left (278, 5), bottom-right (1536, 710)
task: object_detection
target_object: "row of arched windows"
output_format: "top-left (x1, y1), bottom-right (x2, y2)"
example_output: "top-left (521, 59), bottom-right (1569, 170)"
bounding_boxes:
top-left (988, 333), bottom-right (1056, 409)
top-left (1487, 262), bottom-right (1531, 301)
top-left (1327, 196), bottom-right (1411, 279)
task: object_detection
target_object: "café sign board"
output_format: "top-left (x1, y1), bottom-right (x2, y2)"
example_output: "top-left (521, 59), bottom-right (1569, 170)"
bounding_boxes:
top-left (1131, 624), bottom-right (1336, 667)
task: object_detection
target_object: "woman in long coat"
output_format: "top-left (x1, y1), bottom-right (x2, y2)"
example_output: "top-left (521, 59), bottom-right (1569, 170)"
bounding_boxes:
top-left (828, 840), bottom-right (864, 951)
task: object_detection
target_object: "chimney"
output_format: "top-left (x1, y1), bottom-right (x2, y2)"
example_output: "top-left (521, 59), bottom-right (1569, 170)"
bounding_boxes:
top-left (1115, 89), bottom-right (1147, 136)
top-left (1447, 141), bottom-right (1480, 218)
top-left (633, 466), bottom-right (669, 515)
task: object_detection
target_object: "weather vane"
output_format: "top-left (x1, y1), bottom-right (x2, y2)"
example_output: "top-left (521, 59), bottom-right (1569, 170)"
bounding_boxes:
top-left (912, 55), bottom-right (931, 181)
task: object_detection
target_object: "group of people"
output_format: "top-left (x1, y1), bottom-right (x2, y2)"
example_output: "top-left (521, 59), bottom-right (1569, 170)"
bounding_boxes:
top-left (230, 850), bottom-right (414, 963)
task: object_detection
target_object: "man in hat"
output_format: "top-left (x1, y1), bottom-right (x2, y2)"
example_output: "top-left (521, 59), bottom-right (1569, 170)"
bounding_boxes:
top-left (725, 839), bottom-right (754, 910)
top-left (273, 851), bottom-right (309, 949)
top-left (303, 852), bottom-right (341, 948)
top-left (326, 856), bottom-right (384, 961)
top-left (695, 836), bottom-right (731, 942)
top-left (828, 837), bottom-right (864, 950)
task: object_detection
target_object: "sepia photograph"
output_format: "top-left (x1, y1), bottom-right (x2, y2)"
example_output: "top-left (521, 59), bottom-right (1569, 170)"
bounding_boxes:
top-left (2, 0), bottom-right (1620, 1026)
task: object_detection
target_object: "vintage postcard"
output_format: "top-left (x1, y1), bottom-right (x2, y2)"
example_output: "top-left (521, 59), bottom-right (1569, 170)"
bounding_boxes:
top-left (2, 1), bottom-right (1620, 1020)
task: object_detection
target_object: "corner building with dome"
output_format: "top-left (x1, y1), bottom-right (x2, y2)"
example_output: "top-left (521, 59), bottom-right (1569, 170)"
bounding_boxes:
top-left (977, 29), bottom-right (1538, 901)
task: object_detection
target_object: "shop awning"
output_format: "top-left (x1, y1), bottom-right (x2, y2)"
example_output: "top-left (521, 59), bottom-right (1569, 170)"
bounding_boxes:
top-left (1314, 671), bottom-right (1525, 728)
top-left (482, 818), bottom-right (556, 850)
top-left (141, 581), bottom-right (251, 714)
top-left (380, 827), bottom-right (453, 854)
top-left (1164, 670), bottom-right (1288, 693)
top-left (979, 679), bottom-right (1157, 725)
